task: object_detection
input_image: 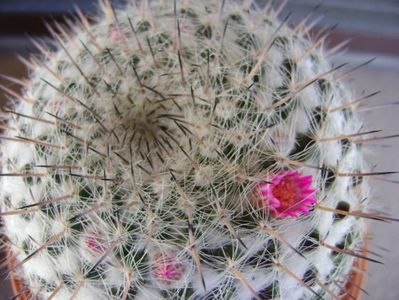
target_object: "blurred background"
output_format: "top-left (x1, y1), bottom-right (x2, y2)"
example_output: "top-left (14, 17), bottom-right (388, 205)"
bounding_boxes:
top-left (0, 0), bottom-right (398, 299)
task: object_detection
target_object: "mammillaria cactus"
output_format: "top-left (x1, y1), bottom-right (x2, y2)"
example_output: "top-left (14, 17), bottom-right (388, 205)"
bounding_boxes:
top-left (0, 0), bottom-right (395, 299)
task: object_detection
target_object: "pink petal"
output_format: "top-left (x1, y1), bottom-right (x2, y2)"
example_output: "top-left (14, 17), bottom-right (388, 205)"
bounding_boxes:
top-left (255, 170), bottom-right (318, 219)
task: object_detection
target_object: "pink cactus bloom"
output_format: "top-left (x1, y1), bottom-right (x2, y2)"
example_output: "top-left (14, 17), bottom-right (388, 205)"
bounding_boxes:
top-left (86, 234), bottom-right (106, 253)
top-left (256, 170), bottom-right (317, 218)
top-left (153, 253), bottom-right (185, 285)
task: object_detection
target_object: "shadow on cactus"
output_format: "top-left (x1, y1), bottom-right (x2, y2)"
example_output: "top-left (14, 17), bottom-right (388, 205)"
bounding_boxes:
top-left (0, 0), bottom-right (397, 299)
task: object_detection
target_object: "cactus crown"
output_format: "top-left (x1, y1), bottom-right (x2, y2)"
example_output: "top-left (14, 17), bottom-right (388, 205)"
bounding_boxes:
top-left (0, 0), bottom-right (391, 299)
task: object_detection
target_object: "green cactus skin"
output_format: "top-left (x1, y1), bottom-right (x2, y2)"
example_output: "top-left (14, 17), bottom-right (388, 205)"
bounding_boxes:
top-left (0, 1), bottom-right (391, 299)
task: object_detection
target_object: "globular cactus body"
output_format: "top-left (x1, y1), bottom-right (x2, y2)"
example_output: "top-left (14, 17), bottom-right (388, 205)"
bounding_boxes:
top-left (0, 0), bottom-right (380, 299)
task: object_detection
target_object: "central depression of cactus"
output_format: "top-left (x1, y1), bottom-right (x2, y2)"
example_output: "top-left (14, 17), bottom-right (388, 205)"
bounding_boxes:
top-left (0, 1), bottom-right (369, 299)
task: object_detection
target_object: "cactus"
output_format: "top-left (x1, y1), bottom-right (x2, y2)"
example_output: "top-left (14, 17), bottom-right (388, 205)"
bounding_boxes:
top-left (0, 1), bottom-right (394, 299)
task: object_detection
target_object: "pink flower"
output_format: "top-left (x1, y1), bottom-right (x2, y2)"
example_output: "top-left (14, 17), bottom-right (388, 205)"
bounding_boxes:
top-left (256, 170), bottom-right (317, 218)
top-left (152, 253), bottom-right (185, 285)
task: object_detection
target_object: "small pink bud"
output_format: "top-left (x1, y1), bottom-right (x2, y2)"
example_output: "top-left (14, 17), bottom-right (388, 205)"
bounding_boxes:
top-left (256, 170), bottom-right (317, 218)
top-left (110, 27), bottom-right (124, 43)
top-left (86, 234), bottom-right (106, 253)
top-left (152, 253), bottom-right (185, 285)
